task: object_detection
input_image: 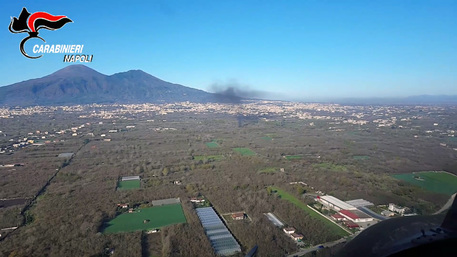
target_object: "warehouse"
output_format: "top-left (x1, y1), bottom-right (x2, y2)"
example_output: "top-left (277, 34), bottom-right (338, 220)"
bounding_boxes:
top-left (339, 209), bottom-right (374, 222)
top-left (316, 195), bottom-right (357, 211)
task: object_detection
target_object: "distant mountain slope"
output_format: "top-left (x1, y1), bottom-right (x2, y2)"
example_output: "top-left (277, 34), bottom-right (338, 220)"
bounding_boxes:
top-left (0, 65), bottom-right (216, 106)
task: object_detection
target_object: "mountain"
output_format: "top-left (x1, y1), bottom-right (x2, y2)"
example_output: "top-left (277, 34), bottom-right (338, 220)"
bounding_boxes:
top-left (0, 65), bottom-right (219, 106)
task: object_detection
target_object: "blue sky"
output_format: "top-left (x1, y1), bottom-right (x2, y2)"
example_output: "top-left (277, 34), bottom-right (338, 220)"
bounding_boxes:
top-left (1, 0), bottom-right (456, 100)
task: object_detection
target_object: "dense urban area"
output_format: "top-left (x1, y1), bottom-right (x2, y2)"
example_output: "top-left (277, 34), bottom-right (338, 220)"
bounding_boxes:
top-left (1, 101), bottom-right (457, 257)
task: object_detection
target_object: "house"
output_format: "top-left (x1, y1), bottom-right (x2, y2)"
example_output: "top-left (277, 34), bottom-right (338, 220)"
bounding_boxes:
top-left (381, 210), bottom-right (395, 217)
top-left (128, 208), bottom-right (134, 213)
top-left (231, 212), bottom-right (245, 220)
top-left (290, 233), bottom-right (304, 241)
top-left (283, 227), bottom-right (295, 234)
top-left (388, 203), bottom-right (408, 215)
top-left (117, 203), bottom-right (129, 209)
top-left (190, 197), bottom-right (205, 203)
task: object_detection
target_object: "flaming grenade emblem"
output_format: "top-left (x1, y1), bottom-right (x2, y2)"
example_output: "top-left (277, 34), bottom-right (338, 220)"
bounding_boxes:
top-left (9, 8), bottom-right (72, 59)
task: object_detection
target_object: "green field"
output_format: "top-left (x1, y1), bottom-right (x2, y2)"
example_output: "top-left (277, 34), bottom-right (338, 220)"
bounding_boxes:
top-left (258, 167), bottom-right (278, 173)
top-left (392, 171), bottom-right (457, 195)
top-left (103, 204), bottom-right (186, 233)
top-left (353, 155), bottom-right (370, 160)
top-left (268, 187), bottom-right (349, 237)
top-left (261, 136), bottom-right (273, 141)
top-left (205, 141), bottom-right (220, 148)
top-left (117, 180), bottom-right (140, 190)
top-left (233, 148), bottom-right (256, 156)
top-left (285, 155), bottom-right (302, 160)
top-left (193, 155), bottom-right (224, 161)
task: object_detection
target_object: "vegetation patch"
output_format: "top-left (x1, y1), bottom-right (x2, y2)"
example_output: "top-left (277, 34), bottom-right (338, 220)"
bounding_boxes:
top-left (117, 180), bottom-right (140, 190)
top-left (285, 155), bottom-right (302, 160)
top-left (392, 171), bottom-right (457, 195)
top-left (193, 155), bottom-right (224, 161)
top-left (268, 187), bottom-right (349, 237)
top-left (258, 167), bottom-right (278, 174)
top-left (233, 148), bottom-right (256, 156)
top-left (261, 136), bottom-right (273, 141)
top-left (103, 203), bottom-right (186, 233)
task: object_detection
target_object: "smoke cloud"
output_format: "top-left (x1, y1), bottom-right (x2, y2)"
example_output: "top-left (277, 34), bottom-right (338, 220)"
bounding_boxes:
top-left (209, 81), bottom-right (268, 104)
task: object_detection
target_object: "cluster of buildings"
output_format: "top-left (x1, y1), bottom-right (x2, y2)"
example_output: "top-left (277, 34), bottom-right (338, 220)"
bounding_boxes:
top-left (264, 212), bottom-right (304, 242)
top-left (316, 195), bottom-right (375, 229)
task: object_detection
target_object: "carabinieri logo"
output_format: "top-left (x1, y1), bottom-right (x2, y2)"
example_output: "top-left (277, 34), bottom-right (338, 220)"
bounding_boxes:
top-left (9, 7), bottom-right (72, 59)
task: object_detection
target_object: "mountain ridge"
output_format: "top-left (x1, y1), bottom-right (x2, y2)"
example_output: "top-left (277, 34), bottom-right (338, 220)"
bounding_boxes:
top-left (0, 65), bottom-right (216, 106)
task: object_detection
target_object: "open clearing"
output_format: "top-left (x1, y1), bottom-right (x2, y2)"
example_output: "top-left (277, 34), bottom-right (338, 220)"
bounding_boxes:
top-left (269, 187), bottom-right (349, 237)
top-left (103, 203), bottom-right (186, 233)
top-left (392, 171), bottom-right (457, 195)
top-left (117, 180), bottom-right (141, 190)
top-left (233, 148), bottom-right (256, 156)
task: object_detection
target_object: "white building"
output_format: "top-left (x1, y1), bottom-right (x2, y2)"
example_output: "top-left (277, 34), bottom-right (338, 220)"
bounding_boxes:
top-left (388, 203), bottom-right (408, 215)
top-left (317, 195), bottom-right (357, 211)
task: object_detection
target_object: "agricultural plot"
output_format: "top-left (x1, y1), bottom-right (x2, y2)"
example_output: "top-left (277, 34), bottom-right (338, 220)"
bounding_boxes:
top-left (261, 136), bottom-right (273, 141)
top-left (285, 155), bottom-right (302, 160)
top-left (205, 140), bottom-right (220, 148)
top-left (392, 171), bottom-right (457, 195)
top-left (268, 187), bottom-right (349, 237)
top-left (103, 203), bottom-right (186, 233)
top-left (117, 180), bottom-right (140, 190)
top-left (233, 148), bottom-right (256, 156)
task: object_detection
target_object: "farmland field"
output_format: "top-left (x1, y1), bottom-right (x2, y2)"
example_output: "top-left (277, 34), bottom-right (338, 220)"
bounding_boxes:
top-left (117, 180), bottom-right (141, 190)
top-left (233, 148), bottom-right (256, 156)
top-left (268, 187), bottom-right (349, 237)
top-left (392, 171), bottom-right (457, 195)
top-left (205, 141), bottom-right (220, 148)
top-left (103, 203), bottom-right (186, 233)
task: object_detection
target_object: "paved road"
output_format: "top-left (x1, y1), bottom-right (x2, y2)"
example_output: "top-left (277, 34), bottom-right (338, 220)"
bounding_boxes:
top-left (358, 206), bottom-right (387, 221)
top-left (287, 238), bottom-right (347, 257)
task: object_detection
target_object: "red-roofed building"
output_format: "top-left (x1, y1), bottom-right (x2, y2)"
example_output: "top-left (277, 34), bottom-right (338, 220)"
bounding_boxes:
top-left (231, 212), bottom-right (245, 220)
top-left (291, 233), bottom-right (304, 241)
top-left (331, 213), bottom-right (345, 221)
top-left (339, 209), bottom-right (374, 222)
top-left (344, 220), bottom-right (359, 228)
